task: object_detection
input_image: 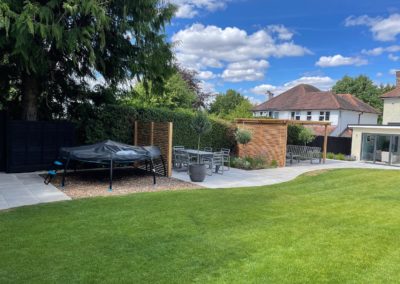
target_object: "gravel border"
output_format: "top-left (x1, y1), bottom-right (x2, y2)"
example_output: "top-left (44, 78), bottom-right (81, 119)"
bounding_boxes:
top-left (47, 168), bottom-right (202, 199)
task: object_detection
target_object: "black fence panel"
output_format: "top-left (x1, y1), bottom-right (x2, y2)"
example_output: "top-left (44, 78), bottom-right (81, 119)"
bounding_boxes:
top-left (308, 136), bottom-right (352, 155)
top-left (0, 111), bottom-right (6, 171)
top-left (6, 120), bottom-right (75, 173)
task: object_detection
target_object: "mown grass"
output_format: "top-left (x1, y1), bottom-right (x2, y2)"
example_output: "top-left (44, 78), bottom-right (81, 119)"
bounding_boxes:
top-left (1, 169), bottom-right (400, 283)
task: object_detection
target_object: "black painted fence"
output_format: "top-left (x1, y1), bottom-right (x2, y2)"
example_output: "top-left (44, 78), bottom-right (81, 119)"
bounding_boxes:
top-left (4, 119), bottom-right (75, 173)
top-left (0, 111), bottom-right (6, 171)
top-left (308, 136), bottom-right (352, 155)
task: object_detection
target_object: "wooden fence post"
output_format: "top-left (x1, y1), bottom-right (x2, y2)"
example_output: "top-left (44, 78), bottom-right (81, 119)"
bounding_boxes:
top-left (323, 125), bottom-right (328, 163)
top-left (133, 121), bottom-right (138, 146)
top-left (150, 122), bottom-right (154, 145)
top-left (167, 122), bottom-right (173, 177)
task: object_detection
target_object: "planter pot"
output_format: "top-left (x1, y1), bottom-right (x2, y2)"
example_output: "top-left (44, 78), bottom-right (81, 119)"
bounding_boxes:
top-left (189, 164), bottom-right (207, 182)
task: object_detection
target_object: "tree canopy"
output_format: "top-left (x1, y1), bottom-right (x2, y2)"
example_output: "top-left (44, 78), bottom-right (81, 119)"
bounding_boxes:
top-left (210, 89), bottom-right (253, 120)
top-left (332, 75), bottom-right (395, 112)
top-left (0, 0), bottom-right (176, 120)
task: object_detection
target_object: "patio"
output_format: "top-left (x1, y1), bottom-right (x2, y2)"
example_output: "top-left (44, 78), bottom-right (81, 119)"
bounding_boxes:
top-left (0, 172), bottom-right (70, 210)
top-left (172, 159), bottom-right (400, 188)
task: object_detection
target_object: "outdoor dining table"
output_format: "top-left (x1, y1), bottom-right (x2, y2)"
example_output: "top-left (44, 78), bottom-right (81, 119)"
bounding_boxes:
top-left (177, 149), bottom-right (222, 173)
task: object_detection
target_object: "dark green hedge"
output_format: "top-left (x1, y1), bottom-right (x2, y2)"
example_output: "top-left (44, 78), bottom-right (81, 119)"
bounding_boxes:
top-left (75, 105), bottom-right (236, 151)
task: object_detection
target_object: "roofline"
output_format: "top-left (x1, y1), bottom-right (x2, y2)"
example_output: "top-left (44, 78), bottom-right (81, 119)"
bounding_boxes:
top-left (348, 124), bottom-right (400, 130)
top-left (252, 108), bottom-right (379, 114)
top-left (236, 118), bottom-right (331, 126)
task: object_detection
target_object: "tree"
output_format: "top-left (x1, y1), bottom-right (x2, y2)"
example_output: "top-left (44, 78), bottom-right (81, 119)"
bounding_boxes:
top-left (126, 72), bottom-right (196, 109)
top-left (0, 0), bottom-right (176, 120)
top-left (191, 111), bottom-right (212, 162)
top-left (210, 89), bottom-right (252, 119)
top-left (332, 75), bottom-right (395, 113)
top-left (235, 128), bottom-right (252, 156)
top-left (287, 125), bottom-right (314, 145)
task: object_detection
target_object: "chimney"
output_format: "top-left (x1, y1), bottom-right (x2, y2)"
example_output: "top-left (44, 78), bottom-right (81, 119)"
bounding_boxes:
top-left (397, 71), bottom-right (400, 87)
top-left (267, 90), bottom-right (274, 101)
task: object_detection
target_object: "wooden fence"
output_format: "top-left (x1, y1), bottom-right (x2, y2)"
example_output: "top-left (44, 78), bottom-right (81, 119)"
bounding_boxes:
top-left (134, 121), bottom-right (173, 177)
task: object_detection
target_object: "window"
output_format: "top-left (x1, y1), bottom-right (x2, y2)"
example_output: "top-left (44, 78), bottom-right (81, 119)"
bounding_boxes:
top-left (291, 111), bottom-right (301, 120)
top-left (319, 111), bottom-right (331, 121)
top-left (306, 111), bottom-right (312, 121)
top-left (268, 111), bottom-right (273, 118)
top-left (273, 111), bottom-right (279, 119)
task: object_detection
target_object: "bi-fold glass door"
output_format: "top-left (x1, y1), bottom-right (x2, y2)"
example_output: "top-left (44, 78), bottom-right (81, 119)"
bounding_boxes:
top-left (361, 133), bottom-right (400, 166)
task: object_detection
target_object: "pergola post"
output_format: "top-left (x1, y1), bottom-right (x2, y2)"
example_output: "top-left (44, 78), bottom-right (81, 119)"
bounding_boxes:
top-left (323, 124), bottom-right (328, 163)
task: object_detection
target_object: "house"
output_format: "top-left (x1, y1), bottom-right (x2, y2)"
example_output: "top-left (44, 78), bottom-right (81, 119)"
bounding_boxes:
top-left (350, 71), bottom-right (400, 166)
top-left (252, 84), bottom-right (379, 137)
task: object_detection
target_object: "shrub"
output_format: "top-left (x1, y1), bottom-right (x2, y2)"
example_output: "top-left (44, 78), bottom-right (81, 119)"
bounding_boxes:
top-left (73, 105), bottom-right (235, 151)
top-left (287, 124), bottom-right (315, 145)
top-left (327, 152), bottom-right (335, 159)
top-left (191, 112), bottom-right (212, 162)
top-left (235, 128), bottom-right (252, 156)
top-left (335, 153), bottom-right (345, 160)
top-left (231, 156), bottom-right (272, 170)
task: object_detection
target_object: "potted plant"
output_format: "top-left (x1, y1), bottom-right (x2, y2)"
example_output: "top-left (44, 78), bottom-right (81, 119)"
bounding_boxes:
top-left (189, 111), bottom-right (212, 182)
top-left (235, 128), bottom-right (252, 157)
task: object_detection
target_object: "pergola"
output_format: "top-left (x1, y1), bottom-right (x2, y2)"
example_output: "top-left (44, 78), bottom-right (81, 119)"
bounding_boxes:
top-left (236, 118), bottom-right (331, 164)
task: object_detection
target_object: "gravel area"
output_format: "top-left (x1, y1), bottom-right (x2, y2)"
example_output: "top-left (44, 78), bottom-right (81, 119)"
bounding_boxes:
top-left (48, 168), bottom-right (202, 199)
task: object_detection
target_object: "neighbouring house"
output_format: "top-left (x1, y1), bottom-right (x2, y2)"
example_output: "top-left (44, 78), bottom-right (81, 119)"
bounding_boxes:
top-left (252, 84), bottom-right (379, 137)
top-left (350, 71), bottom-right (400, 166)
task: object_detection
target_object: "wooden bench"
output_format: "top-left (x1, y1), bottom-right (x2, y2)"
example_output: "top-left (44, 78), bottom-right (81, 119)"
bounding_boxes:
top-left (286, 145), bottom-right (322, 165)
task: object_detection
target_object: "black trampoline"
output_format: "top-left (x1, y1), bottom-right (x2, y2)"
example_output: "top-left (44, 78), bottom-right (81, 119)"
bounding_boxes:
top-left (59, 140), bottom-right (165, 191)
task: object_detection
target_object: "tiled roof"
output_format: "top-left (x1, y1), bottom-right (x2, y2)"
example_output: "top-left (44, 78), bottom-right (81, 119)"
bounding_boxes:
top-left (304, 125), bottom-right (336, 136)
top-left (253, 84), bottom-right (379, 114)
top-left (381, 87), bottom-right (400, 98)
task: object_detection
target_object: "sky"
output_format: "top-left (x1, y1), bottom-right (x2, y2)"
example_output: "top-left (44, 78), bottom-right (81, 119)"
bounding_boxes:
top-left (166, 0), bottom-right (400, 104)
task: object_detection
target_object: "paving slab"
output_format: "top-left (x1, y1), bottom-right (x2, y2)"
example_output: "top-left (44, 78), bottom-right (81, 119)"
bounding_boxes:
top-left (0, 172), bottom-right (71, 210)
top-left (173, 160), bottom-right (400, 189)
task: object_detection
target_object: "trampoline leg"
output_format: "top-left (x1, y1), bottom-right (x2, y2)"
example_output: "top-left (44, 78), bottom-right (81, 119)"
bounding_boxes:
top-left (61, 157), bottom-right (70, 189)
top-left (109, 159), bottom-right (113, 192)
top-left (149, 159), bottom-right (156, 185)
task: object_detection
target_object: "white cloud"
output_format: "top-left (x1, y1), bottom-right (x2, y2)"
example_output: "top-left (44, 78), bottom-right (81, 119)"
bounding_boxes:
top-left (390, 69), bottom-right (399, 75)
top-left (315, 54), bottom-right (368, 67)
top-left (345, 14), bottom-right (400, 41)
top-left (172, 23), bottom-right (310, 82)
top-left (197, 70), bottom-right (216, 80)
top-left (265, 24), bottom-right (294, 40)
top-left (362, 45), bottom-right (400, 56)
top-left (376, 72), bottom-right (383, 77)
top-left (388, 53), bottom-right (400, 61)
top-left (170, 0), bottom-right (229, 19)
top-left (221, 59), bottom-right (269, 82)
top-left (245, 96), bottom-right (263, 106)
top-left (250, 76), bottom-right (335, 96)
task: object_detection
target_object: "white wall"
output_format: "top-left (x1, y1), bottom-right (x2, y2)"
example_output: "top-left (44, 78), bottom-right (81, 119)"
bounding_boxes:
top-left (383, 98), bottom-right (400, 124)
top-left (253, 109), bottom-right (378, 137)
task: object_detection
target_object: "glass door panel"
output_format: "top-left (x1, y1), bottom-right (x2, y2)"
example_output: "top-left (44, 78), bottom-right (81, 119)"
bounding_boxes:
top-left (361, 134), bottom-right (375, 161)
top-left (375, 135), bottom-right (391, 163)
top-left (390, 136), bottom-right (400, 166)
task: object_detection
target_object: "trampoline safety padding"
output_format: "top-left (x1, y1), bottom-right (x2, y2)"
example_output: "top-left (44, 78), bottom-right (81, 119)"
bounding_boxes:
top-left (59, 140), bottom-right (165, 191)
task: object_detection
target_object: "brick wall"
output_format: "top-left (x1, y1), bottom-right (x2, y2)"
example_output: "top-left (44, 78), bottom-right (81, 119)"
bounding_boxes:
top-left (236, 121), bottom-right (288, 167)
top-left (134, 121), bottom-right (173, 177)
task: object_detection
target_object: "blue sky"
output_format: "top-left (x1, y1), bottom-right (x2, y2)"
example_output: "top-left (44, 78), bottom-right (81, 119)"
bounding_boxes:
top-left (166, 0), bottom-right (400, 104)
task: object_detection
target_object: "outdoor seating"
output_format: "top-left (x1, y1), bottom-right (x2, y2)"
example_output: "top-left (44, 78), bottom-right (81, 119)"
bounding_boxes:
top-left (286, 145), bottom-right (322, 165)
top-left (203, 147), bottom-right (213, 152)
top-left (173, 146), bottom-right (185, 168)
top-left (221, 148), bottom-right (231, 171)
top-left (174, 151), bottom-right (195, 172)
top-left (203, 151), bottom-right (225, 175)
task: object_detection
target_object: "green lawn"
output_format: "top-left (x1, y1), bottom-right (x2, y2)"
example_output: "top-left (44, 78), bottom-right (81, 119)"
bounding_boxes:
top-left (1, 169), bottom-right (400, 283)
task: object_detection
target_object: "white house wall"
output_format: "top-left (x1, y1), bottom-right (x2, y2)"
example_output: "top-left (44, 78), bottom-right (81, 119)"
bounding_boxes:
top-left (253, 109), bottom-right (378, 137)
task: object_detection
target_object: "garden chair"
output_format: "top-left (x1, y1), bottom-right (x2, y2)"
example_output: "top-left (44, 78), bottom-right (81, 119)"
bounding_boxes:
top-left (203, 147), bottom-right (213, 152)
top-left (221, 148), bottom-right (231, 171)
top-left (174, 151), bottom-right (195, 173)
top-left (203, 152), bottom-right (224, 175)
top-left (173, 146), bottom-right (185, 168)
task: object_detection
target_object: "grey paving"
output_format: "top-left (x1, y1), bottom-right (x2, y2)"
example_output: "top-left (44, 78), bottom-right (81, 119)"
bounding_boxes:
top-left (0, 172), bottom-right (70, 210)
top-left (173, 160), bottom-right (400, 189)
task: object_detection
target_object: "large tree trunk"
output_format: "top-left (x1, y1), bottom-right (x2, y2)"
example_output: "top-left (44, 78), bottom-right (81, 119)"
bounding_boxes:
top-left (21, 73), bottom-right (39, 121)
